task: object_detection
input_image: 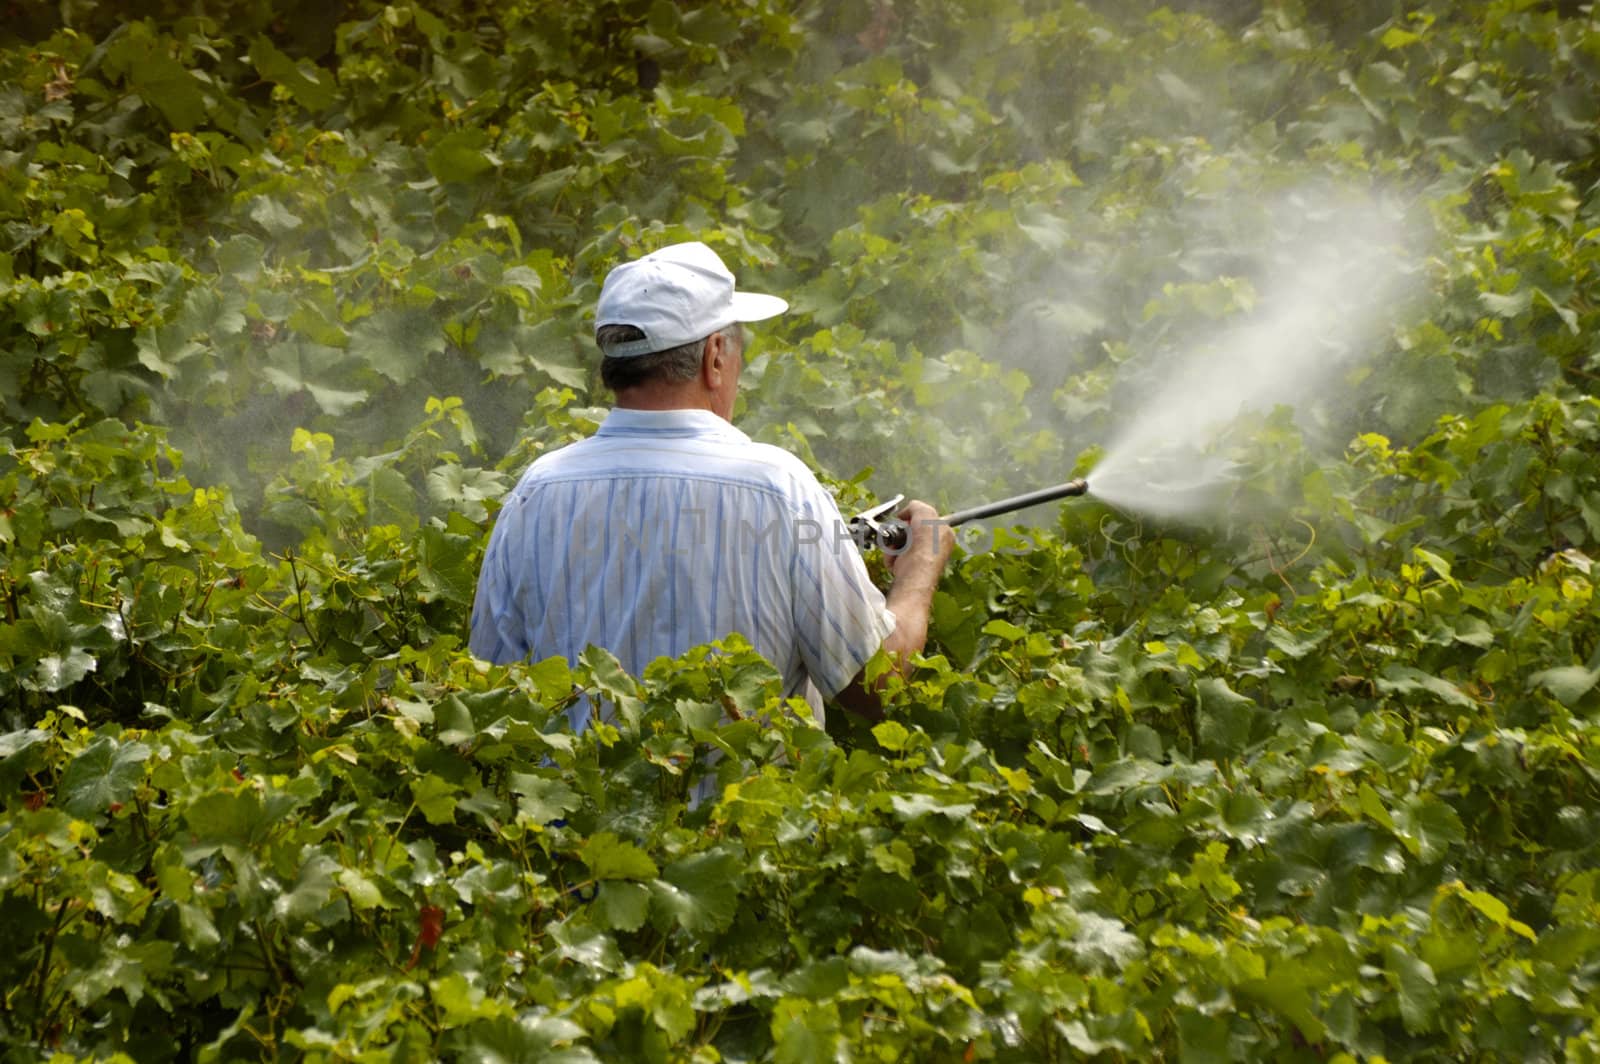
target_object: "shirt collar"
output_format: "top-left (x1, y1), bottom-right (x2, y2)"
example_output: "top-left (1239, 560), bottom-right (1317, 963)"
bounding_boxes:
top-left (595, 407), bottom-right (751, 442)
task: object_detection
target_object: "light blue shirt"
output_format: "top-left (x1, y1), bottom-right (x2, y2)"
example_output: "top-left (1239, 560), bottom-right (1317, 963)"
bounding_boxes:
top-left (469, 408), bottom-right (896, 728)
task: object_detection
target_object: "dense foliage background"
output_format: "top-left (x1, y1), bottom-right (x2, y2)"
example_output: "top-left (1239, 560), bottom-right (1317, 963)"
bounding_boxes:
top-left (4, 0), bottom-right (1600, 1059)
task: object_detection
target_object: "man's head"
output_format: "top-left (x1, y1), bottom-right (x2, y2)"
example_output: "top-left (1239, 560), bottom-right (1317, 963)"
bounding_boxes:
top-left (594, 242), bottom-right (786, 418)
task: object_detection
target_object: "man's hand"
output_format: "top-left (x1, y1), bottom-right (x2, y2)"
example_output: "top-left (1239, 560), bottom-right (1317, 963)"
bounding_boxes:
top-left (885, 500), bottom-right (955, 576)
top-left (879, 498), bottom-right (954, 672)
top-left (836, 499), bottom-right (955, 719)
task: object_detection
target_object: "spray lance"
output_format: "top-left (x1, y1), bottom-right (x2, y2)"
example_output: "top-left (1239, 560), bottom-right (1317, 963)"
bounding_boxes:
top-left (849, 478), bottom-right (1090, 552)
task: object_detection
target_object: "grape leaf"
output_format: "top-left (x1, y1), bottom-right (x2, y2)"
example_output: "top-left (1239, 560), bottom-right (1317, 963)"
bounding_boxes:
top-left (58, 737), bottom-right (149, 818)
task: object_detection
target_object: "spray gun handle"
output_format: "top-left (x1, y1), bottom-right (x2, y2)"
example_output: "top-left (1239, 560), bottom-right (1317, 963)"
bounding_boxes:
top-left (876, 521), bottom-right (910, 552)
top-left (849, 478), bottom-right (1091, 554)
top-left (847, 494), bottom-right (908, 552)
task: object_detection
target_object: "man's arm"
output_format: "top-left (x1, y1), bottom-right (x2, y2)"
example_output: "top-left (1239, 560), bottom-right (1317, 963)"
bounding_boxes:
top-left (835, 500), bottom-right (955, 719)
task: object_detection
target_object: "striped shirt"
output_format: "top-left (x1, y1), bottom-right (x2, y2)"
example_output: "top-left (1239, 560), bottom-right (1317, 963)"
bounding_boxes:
top-left (469, 408), bottom-right (896, 729)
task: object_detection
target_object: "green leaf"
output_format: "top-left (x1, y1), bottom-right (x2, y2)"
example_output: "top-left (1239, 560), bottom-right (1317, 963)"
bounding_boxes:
top-left (274, 852), bottom-right (343, 924)
top-left (1453, 885), bottom-right (1536, 941)
top-left (500, 266), bottom-right (542, 299)
top-left (0, 729), bottom-right (50, 789)
top-left (655, 849), bottom-right (743, 933)
top-left (721, 655), bottom-right (780, 717)
top-left (1392, 794), bottom-right (1465, 863)
top-left (418, 525), bottom-right (476, 605)
top-left (427, 463), bottom-right (507, 521)
top-left (29, 648), bottom-right (97, 692)
top-left (1412, 546), bottom-right (1455, 583)
top-left (1451, 616), bottom-right (1495, 648)
top-left (104, 26), bottom-right (206, 129)
top-left (62, 937), bottom-right (174, 1009)
top-left (1015, 204), bottom-right (1072, 253)
top-left (176, 287), bottom-right (247, 343)
top-left (248, 196), bottom-right (304, 235)
top-left (184, 789), bottom-right (275, 846)
top-left (471, 320), bottom-right (536, 377)
top-left (434, 695), bottom-right (478, 746)
top-left (1386, 945), bottom-right (1438, 1033)
top-left (508, 773), bottom-right (581, 824)
top-left (58, 737), bottom-right (150, 818)
top-left (349, 308), bottom-right (446, 386)
top-left (338, 868), bottom-right (388, 911)
top-left (581, 832), bottom-right (658, 881)
top-left (771, 998), bottom-right (842, 1064)
top-left (1176, 1010), bottom-right (1231, 1064)
top-left (178, 903), bottom-right (221, 950)
top-left (592, 881), bottom-right (651, 932)
top-left (982, 618), bottom-right (1028, 641)
top-left (580, 646), bottom-right (645, 729)
top-left (1530, 665), bottom-right (1599, 706)
top-left (1357, 782), bottom-right (1395, 831)
top-left (526, 656), bottom-right (577, 705)
top-left (871, 720), bottom-right (910, 751)
top-left (522, 317), bottom-right (589, 389)
top-left (1264, 626), bottom-right (1329, 658)
top-left (1479, 288), bottom-right (1532, 317)
top-left (426, 130), bottom-right (497, 183)
top-left (443, 1013), bottom-right (597, 1063)
top-left (431, 971), bottom-right (515, 1027)
top-left (889, 792), bottom-right (976, 821)
top-left (215, 235), bottom-right (266, 283)
top-left (367, 466), bottom-right (418, 529)
top-left (1195, 677), bottom-right (1255, 753)
top-left (263, 341), bottom-right (369, 415)
top-left (1068, 910), bottom-right (1142, 971)
top-left (1377, 665), bottom-right (1475, 707)
top-left (411, 774), bottom-right (460, 825)
top-left (1380, 26), bottom-right (1422, 48)
top-left (1535, 287), bottom-right (1579, 334)
top-left (249, 37), bottom-right (336, 111)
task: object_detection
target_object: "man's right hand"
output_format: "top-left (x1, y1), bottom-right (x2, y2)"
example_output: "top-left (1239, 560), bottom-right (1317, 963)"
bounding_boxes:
top-left (836, 499), bottom-right (956, 720)
top-left (885, 499), bottom-right (955, 576)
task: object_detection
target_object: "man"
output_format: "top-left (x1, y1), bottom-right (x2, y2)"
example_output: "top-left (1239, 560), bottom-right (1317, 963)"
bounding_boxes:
top-left (469, 241), bottom-right (953, 727)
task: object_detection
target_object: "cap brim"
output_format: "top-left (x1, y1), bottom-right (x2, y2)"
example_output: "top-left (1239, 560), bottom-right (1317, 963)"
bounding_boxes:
top-left (730, 292), bottom-right (788, 323)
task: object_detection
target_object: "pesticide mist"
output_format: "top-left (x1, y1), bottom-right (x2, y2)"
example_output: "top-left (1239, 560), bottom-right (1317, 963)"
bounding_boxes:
top-left (1086, 193), bottom-right (1423, 522)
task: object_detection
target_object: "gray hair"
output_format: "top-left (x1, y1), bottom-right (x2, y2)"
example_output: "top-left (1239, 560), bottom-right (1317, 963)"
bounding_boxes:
top-left (596, 324), bottom-right (741, 392)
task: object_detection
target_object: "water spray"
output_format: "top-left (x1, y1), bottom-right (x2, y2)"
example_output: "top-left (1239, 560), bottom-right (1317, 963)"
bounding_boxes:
top-left (848, 194), bottom-right (1419, 546)
top-left (849, 478), bottom-right (1090, 552)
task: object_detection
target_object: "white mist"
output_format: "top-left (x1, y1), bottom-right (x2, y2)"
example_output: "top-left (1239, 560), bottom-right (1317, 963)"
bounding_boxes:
top-left (1086, 194), bottom-right (1421, 522)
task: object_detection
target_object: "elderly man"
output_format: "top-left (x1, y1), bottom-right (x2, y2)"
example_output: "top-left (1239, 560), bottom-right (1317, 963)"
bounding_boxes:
top-left (469, 241), bottom-right (953, 726)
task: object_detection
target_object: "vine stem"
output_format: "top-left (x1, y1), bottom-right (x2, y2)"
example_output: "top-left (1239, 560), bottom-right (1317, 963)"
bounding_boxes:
top-left (283, 548), bottom-right (324, 653)
top-left (1, 570), bottom-right (18, 624)
top-left (31, 899), bottom-right (71, 1035)
top-left (256, 918), bottom-right (291, 985)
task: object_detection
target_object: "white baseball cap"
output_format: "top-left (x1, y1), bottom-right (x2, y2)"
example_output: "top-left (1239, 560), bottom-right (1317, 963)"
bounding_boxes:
top-left (595, 241), bottom-right (789, 358)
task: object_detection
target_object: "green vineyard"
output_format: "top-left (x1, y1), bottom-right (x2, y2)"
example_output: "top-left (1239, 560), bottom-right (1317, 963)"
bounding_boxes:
top-left (3, 1), bottom-right (1600, 1059)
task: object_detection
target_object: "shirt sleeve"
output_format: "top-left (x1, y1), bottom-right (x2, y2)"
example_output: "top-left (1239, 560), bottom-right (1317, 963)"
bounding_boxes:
top-left (787, 479), bottom-right (897, 699)
top-left (468, 497), bottom-right (530, 663)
